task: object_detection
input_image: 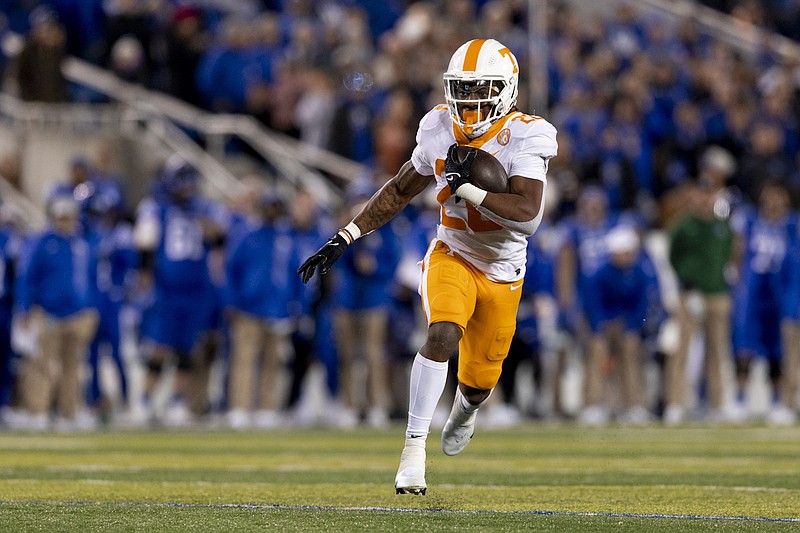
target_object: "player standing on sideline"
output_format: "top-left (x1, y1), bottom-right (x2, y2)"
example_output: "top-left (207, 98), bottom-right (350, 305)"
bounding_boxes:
top-left (297, 39), bottom-right (557, 494)
top-left (133, 156), bottom-right (227, 426)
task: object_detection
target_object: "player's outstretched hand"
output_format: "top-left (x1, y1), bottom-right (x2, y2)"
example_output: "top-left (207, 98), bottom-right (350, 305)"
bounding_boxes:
top-left (297, 233), bottom-right (348, 283)
top-left (445, 143), bottom-right (477, 203)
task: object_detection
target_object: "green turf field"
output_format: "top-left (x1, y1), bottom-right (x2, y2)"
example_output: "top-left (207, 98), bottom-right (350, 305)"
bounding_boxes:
top-left (0, 425), bottom-right (798, 532)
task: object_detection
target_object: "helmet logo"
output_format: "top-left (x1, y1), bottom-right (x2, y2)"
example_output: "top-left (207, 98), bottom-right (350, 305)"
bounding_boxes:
top-left (498, 48), bottom-right (518, 74)
top-left (498, 128), bottom-right (511, 146)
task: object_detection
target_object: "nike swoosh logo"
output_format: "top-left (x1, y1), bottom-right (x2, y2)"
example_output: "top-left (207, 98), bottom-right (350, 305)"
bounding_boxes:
top-left (489, 150), bottom-right (500, 157)
top-left (510, 282), bottom-right (523, 291)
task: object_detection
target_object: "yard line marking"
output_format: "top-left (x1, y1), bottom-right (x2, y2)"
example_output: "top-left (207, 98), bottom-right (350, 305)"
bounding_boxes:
top-left (0, 501), bottom-right (798, 523)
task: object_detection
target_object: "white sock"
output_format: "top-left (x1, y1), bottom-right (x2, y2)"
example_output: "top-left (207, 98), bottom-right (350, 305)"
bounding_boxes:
top-left (406, 353), bottom-right (449, 438)
top-left (457, 387), bottom-right (493, 414)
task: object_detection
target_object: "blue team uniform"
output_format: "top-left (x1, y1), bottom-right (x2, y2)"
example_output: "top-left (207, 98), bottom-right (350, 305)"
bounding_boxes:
top-left (225, 219), bottom-right (301, 323)
top-left (290, 217), bottom-right (339, 397)
top-left (333, 221), bottom-right (402, 311)
top-left (515, 221), bottom-right (563, 346)
top-left (584, 251), bottom-right (661, 334)
top-left (560, 214), bottom-right (618, 324)
top-left (86, 221), bottom-right (138, 405)
top-left (780, 228), bottom-right (800, 322)
top-left (137, 196), bottom-right (225, 356)
top-left (15, 229), bottom-right (97, 318)
top-left (732, 208), bottom-right (797, 361)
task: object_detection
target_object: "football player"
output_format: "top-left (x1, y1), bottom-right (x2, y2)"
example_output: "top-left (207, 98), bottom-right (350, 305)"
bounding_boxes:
top-left (298, 39), bottom-right (558, 494)
top-left (83, 187), bottom-right (138, 425)
top-left (731, 181), bottom-right (796, 424)
top-left (133, 156), bottom-right (227, 426)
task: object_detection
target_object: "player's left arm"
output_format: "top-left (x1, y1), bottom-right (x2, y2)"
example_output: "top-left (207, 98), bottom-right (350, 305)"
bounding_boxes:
top-left (474, 172), bottom-right (546, 236)
top-left (469, 120), bottom-right (557, 235)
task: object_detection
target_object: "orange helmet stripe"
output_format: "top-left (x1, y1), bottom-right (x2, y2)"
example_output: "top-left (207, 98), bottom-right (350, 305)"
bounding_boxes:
top-left (462, 39), bottom-right (486, 72)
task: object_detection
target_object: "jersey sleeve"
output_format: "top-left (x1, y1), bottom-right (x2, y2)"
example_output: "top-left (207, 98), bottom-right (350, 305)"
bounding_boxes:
top-left (133, 197), bottom-right (162, 251)
top-left (410, 106), bottom-right (447, 176)
top-left (509, 119), bottom-right (558, 181)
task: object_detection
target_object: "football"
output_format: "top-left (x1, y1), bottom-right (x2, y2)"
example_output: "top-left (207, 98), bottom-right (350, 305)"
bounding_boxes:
top-left (450, 146), bottom-right (509, 193)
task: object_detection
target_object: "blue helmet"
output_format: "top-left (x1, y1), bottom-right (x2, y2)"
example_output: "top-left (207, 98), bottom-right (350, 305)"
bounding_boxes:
top-left (85, 186), bottom-right (123, 217)
top-left (156, 155), bottom-right (199, 200)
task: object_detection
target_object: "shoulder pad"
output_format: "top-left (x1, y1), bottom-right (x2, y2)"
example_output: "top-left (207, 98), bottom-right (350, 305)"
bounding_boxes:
top-left (509, 113), bottom-right (558, 158)
top-left (417, 105), bottom-right (451, 135)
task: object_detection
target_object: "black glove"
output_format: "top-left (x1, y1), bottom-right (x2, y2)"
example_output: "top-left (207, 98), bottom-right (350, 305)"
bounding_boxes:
top-left (445, 143), bottom-right (477, 203)
top-left (297, 233), bottom-right (348, 284)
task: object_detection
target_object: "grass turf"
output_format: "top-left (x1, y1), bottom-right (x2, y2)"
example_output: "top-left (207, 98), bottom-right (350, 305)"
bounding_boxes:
top-left (0, 425), bottom-right (798, 531)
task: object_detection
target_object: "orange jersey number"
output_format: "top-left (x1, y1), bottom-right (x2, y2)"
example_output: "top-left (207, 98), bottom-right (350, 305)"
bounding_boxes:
top-left (511, 113), bottom-right (542, 124)
top-left (435, 159), bottom-right (502, 233)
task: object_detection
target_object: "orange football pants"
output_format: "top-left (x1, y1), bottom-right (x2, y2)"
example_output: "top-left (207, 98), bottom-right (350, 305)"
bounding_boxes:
top-left (419, 239), bottom-right (522, 390)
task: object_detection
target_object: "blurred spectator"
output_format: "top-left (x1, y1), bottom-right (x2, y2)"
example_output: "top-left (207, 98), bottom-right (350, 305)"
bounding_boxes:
top-left (89, 142), bottom-right (128, 216)
top-left (492, 225), bottom-right (553, 426)
top-left (13, 6), bottom-right (68, 102)
top-left (579, 226), bottom-right (660, 425)
top-left (0, 213), bottom-right (21, 424)
top-left (331, 184), bottom-right (401, 428)
top-left (294, 68), bottom-right (336, 149)
top-left (224, 190), bottom-right (301, 429)
top-left (108, 34), bottom-right (148, 85)
top-left (666, 181), bottom-right (735, 424)
top-left (736, 120), bottom-right (794, 203)
top-left (195, 17), bottom-right (259, 114)
top-left (163, 5), bottom-right (209, 106)
top-left (284, 188), bottom-right (336, 426)
top-left (13, 193), bottom-right (99, 431)
top-left (84, 185), bottom-right (138, 426)
top-left (328, 67), bottom-right (383, 163)
top-left (370, 88), bottom-right (417, 178)
top-left (101, 0), bottom-right (162, 86)
top-left (593, 93), bottom-right (649, 212)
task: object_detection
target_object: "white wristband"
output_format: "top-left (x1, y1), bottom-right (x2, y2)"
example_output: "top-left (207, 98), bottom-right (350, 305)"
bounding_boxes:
top-left (455, 183), bottom-right (488, 206)
top-left (338, 221), bottom-right (362, 244)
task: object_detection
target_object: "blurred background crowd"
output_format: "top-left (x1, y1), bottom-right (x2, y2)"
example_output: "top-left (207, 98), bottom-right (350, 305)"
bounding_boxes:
top-left (0, 0), bottom-right (799, 431)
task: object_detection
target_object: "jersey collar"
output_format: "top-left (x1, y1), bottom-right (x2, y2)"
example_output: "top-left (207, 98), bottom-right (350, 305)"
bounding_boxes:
top-left (452, 112), bottom-right (516, 149)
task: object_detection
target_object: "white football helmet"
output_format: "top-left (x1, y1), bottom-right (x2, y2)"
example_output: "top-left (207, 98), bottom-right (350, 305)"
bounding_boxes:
top-left (443, 39), bottom-right (519, 137)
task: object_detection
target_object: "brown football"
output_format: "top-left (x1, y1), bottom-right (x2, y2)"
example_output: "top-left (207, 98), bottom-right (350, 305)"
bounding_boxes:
top-left (451, 145), bottom-right (509, 193)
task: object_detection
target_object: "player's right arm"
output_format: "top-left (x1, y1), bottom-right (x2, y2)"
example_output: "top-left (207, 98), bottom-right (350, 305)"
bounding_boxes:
top-left (297, 161), bottom-right (433, 284)
top-left (352, 161), bottom-right (433, 235)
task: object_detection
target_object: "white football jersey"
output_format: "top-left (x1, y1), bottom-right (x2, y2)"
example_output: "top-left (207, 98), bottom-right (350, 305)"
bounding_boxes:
top-left (411, 105), bottom-right (558, 282)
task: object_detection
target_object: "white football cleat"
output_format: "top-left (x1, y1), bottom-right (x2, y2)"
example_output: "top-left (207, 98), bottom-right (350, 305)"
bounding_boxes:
top-left (395, 436), bottom-right (427, 495)
top-left (441, 389), bottom-right (477, 456)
